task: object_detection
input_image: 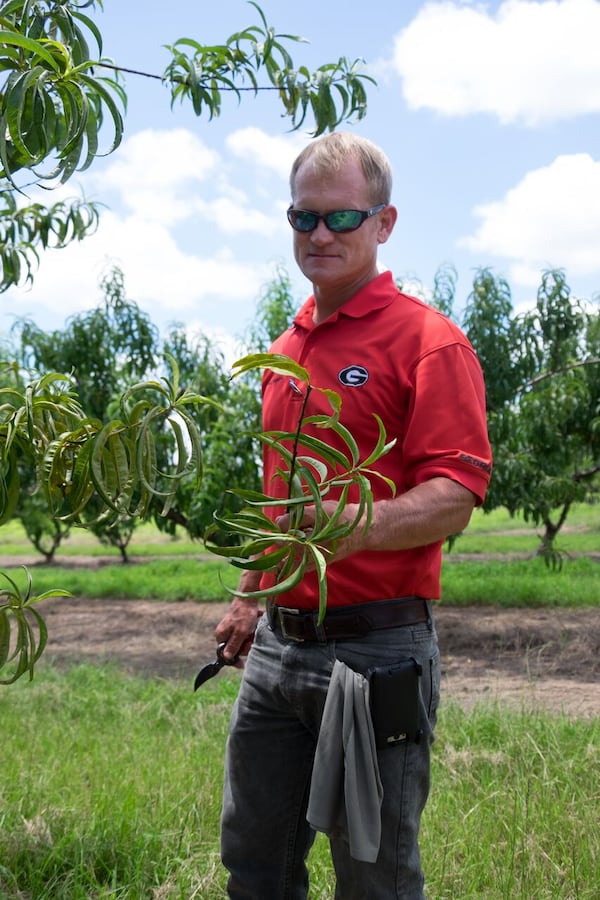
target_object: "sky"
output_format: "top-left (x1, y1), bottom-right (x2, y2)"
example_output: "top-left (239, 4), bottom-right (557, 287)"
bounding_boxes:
top-left (5, 0), bottom-right (600, 362)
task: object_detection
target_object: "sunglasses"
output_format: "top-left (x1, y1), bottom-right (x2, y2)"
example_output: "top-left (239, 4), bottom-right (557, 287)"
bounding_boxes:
top-left (286, 203), bottom-right (386, 233)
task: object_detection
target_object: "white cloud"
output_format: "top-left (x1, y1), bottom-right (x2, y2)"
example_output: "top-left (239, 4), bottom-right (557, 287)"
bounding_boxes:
top-left (225, 127), bottom-right (310, 179)
top-left (9, 210), bottom-right (271, 322)
top-left (101, 128), bottom-right (219, 189)
top-left (193, 195), bottom-right (280, 235)
top-left (460, 153), bottom-right (600, 283)
top-left (393, 0), bottom-right (600, 124)
top-left (95, 129), bottom-right (221, 224)
top-left (7, 125), bottom-right (300, 342)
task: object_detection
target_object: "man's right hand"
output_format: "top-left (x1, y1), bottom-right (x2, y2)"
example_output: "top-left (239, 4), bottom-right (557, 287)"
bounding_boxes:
top-left (215, 570), bottom-right (263, 663)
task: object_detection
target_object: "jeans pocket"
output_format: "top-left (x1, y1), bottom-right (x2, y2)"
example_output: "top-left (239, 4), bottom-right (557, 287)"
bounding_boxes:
top-left (422, 648), bottom-right (441, 729)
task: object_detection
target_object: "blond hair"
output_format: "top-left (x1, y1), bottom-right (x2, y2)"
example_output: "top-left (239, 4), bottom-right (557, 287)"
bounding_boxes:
top-left (290, 132), bottom-right (393, 205)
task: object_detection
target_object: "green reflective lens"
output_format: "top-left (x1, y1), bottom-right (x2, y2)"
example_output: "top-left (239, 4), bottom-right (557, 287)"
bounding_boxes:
top-left (287, 204), bottom-right (386, 234)
top-left (292, 211), bottom-right (319, 232)
top-left (326, 210), bottom-right (363, 231)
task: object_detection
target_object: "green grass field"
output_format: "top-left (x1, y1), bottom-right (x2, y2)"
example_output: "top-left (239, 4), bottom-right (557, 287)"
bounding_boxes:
top-left (1, 667), bottom-right (597, 899)
top-left (2, 500), bottom-right (599, 558)
top-left (1, 504), bottom-right (598, 898)
top-left (1, 503), bottom-right (599, 608)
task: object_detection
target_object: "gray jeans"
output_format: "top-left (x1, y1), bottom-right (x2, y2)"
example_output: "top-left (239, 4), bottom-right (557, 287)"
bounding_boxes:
top-left (221, 608), bottom-right (440, 900)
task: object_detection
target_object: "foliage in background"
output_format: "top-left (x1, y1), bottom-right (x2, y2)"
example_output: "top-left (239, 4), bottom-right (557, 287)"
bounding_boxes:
top-left (167, 262), bottom-right (301, 543)
top-left (243, 262), bottom-right (300, 354)
top-left (11, 266), bottom-right (159, 560)
top-left (155, 328), bottom-right (261, 543)
top-left (421, 264), bottom-right (599, 560)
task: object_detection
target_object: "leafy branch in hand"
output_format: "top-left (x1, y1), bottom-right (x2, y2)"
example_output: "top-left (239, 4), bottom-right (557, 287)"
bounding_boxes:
top-left (205, 353), bottom-right (397, 622)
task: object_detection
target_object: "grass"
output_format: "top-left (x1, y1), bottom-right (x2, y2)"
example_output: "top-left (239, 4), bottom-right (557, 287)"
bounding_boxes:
top-left (1, 505), bottom-right (598, 897)
top-left (1, 666), bottom-right (597, 899)
top-left (0, 665), bottom-right (236, 899)
top-left (0, 502), bottom-right (597, 608)
top-left (455, 503), bottom-right (600, 555)
top-left (423, 703), bottom-right (599, 899)
top-left (1, 552), bottom-right (596, 608)
top-left (4, 558), bottom-right (240, 602)
top-left (441, 556), bottom-right (600, 607)
top-left (0, 520), bottom-right (201, 557)
top-left (1, 554), bottom-right (596, 609)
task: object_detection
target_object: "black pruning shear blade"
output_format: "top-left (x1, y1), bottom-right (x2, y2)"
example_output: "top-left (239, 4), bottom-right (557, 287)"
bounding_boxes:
top-left (194, 642), bottom-right (239, 690)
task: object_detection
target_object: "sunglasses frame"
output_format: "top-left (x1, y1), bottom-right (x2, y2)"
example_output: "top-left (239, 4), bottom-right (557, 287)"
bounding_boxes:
top-left (286, 203), bottom-right (387, 234)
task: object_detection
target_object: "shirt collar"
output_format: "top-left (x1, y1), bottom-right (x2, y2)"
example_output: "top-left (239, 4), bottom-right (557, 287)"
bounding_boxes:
top-left (293, 271), bottom-right (397, 331)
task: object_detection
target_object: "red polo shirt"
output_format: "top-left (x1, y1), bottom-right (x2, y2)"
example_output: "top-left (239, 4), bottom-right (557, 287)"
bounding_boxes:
top-left (260, 271), bottom-right (492, 609)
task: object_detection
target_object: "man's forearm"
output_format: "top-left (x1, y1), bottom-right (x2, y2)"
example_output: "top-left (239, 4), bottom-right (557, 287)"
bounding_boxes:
top-left (273, 476), bottom-right (477, 562)
top-left (235, 568), bottom-right (262, 600)
top-left (360, 477), bottom-right (476, 553)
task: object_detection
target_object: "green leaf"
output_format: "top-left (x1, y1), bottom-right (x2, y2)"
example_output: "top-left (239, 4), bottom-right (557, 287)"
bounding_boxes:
top-left (89, 421), bottom-right (128, 512)
top-left (278, 432), bottom-right (352, 470)
top-left (0, 610), bottom-right (10, 669)
top-left (0, 30), bottom-right (60, 69)
top-left (359, 414), bottom-right (397, 467)
top-left (231, 353), bottom-right (310, 383)
top-left (0, 450), bottom-right (20, 525)
top-left (226, 547), bottom-right (289, 570)
top-left (230, 553), bottom-right (308, 600)
top-left (308, 544), bottom-right (329, 623)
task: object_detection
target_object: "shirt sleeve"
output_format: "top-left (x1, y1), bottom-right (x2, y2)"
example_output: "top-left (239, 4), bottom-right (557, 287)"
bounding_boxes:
top-left (402, 341), bottom-right (492, 505)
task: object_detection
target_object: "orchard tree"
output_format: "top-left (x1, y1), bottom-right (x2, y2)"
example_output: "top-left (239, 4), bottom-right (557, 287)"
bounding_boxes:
top-left (244, 262), bottom-right (300, 353)
top-left (462, 268), bottom-right (599, 558)
top-left (401, 264), bottom-right (599, 556)
top-left (156, 326), bottom-right (255, 542)
top-left (11, 266), bottom-right (159, 560)
top-left (157, 264), bottom-right (300, 542)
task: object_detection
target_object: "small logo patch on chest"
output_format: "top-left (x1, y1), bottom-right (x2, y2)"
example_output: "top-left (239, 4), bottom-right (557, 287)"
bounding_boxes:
top-left (338, 365), bottom-right (369, 387)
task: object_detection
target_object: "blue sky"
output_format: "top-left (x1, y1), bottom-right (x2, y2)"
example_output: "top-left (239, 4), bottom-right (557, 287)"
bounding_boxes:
top-left (6, 0), bottom-right (600, 361)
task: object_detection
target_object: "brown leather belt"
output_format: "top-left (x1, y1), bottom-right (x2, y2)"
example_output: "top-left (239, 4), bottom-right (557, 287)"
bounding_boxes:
top-left (266, 597), bottom-right (430, 643)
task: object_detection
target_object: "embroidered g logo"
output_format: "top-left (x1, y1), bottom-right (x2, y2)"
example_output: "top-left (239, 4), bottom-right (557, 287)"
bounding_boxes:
top-left (338, 365), bottom-right (369, 387)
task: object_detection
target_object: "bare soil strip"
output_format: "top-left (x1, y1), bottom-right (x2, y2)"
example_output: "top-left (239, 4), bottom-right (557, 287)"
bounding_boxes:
top-left (34, 597), bottom-right (600, 717)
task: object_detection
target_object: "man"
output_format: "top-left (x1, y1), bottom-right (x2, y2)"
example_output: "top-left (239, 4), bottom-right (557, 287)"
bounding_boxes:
top-left (215, 132), bottom-right (492, 899)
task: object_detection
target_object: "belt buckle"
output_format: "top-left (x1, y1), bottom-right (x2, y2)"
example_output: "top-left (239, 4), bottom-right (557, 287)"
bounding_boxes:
top-left (278, 607), bottom-right (305, 642)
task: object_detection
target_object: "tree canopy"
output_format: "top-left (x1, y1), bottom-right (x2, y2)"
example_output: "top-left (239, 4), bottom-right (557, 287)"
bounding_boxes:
top-left (0, 0), bottom-right (374, 292)
top-left (430, 265), bottom-right (599, 560)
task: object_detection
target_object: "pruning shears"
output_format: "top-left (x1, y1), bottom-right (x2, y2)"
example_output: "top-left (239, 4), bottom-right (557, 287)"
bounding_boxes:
top-left (194, 642), bottom-right (239, 691)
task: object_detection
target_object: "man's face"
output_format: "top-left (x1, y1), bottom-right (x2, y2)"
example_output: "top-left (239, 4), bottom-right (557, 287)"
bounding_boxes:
top-left (290, 157), bottom-right (395, 297)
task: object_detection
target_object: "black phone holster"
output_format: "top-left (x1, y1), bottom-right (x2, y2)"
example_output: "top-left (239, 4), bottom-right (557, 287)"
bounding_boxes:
top-left (367, 657), bottom-right (423, 748)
